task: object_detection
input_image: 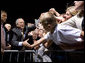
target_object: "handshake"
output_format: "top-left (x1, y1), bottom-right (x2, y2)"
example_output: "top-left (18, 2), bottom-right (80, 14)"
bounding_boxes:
top-left (22, 39), bottom-right (33, 49)
top-left (22, 37), bottom-right (43, 49)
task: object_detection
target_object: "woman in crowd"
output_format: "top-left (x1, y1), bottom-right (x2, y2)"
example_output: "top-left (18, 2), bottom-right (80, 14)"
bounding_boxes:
top-left (49, 5), bottom-right (79, 23)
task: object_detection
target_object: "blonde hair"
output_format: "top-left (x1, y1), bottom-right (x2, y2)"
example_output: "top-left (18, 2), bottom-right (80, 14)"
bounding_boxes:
top-left (66, 6), bottom-right (79, 16)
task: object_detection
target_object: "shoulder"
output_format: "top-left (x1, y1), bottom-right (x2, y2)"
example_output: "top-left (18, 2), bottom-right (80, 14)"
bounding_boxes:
top-left (12, 28), bottom-right (20, 32)
top-left (12, 28), bottom-right (21, 35)
top-left (57, 24), bottom-right (74, 32)
top-left (12, 28), bottom-right (16, 32)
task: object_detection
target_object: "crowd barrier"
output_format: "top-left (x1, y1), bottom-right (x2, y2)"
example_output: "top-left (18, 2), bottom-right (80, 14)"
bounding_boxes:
top-left (1, 50), bottom-right (35, 62)
top-left (1, 50), bottom-right (84, 63)
top-left (44, 50), bottom-right (84, 63)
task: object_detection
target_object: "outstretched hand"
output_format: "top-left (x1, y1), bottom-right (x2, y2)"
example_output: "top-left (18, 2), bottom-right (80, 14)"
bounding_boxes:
top-left (23, 38), bottom-right (33, 48)
top-left (22, 39), bottom-right (29, 46)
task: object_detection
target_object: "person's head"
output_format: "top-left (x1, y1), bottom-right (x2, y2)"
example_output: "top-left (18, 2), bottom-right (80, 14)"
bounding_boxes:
top-left (4, 24), bottom-right (11, 31)
top-left (16, 18), bottom-right (25, 30)
top-left (1, 10), bottom-right (7, 23)
top-left (64, 6), bottom-right (78, 20)
top-left (39, 12), bottom-right (57, 32)
top-left (31, 31), bottom-right (38, 40)
top-left (38, 29), bottom-right (44, 37)
top-left (74, 1), bottom-right (84, 11)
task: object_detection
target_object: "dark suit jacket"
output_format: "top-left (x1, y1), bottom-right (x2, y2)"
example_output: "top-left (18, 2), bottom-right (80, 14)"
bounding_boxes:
top-left (4, 27), bottom-right (13, 46)
top-left (1, 25), bottom-right (6, 53)
top-left (11, 25), bottom-right (36, 50)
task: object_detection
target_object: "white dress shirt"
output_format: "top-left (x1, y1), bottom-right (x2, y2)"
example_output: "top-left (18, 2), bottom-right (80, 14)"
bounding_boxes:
top-left (44, 24), bottom-right (82, 45)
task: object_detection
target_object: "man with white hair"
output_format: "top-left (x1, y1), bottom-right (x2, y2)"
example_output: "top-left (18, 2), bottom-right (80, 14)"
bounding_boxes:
top-left (12, 18), bottom-right (36, 50)
top-left (11, 18), bottom-right (36, 62)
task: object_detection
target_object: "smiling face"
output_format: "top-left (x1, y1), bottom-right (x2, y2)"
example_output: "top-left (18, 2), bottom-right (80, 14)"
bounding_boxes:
top-left (16, 18), bottom-right (25, 30)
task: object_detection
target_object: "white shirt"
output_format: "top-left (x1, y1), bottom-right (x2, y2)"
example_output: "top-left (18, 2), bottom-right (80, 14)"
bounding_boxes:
top-left (44, 24), bottom-right (82, 45)
top-left (61, 14), bottom-right (84, 30)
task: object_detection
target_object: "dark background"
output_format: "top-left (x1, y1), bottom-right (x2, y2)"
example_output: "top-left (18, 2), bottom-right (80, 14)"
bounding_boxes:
top-left (1, 0), bottom-right (74, 27)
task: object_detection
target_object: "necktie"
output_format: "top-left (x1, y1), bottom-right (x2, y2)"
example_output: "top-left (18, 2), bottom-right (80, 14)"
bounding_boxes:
top-left (21, 31), bottom-right (25, 50)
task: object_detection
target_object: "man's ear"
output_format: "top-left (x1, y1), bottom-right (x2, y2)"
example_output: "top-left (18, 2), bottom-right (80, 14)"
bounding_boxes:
top-left (16, 24), bottom-right (19, 27)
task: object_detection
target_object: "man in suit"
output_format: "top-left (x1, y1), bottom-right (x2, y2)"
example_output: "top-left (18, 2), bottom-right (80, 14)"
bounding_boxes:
top-left (11, 18), bottom-right (36, 50)
top-left (11, 18), bottom-right (36, 62)
top-left (1, 10), bottom-right (7, 54)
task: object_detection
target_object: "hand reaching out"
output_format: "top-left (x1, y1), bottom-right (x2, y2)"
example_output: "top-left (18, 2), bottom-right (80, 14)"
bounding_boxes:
top-left (22, 38), bottom-right (33, 48)
top-left (49, 8), bottom-right (60, 16)
top-left (22, 39), bottom-right (29, 46)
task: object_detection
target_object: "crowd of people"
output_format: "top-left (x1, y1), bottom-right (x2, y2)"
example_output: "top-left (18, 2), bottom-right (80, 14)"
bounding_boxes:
top-left (1, 1), bottom-right (84, 62)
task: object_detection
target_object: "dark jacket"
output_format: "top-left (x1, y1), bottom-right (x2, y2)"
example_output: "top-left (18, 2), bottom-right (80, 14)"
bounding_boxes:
top-left (1, 25), bottom-right (6, 54)
top-left (4, 27), bottom-right (13, 46)
top-left (11, 25), bottom-right (36, 50)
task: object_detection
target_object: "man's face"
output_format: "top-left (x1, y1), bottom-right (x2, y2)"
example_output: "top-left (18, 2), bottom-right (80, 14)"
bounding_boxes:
top-left (1, 12), bottom-right (7, 23)
top-left (17, 19), bottom-right (25, 29)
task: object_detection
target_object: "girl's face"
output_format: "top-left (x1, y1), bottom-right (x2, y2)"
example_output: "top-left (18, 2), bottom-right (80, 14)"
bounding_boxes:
top-left (32, 32), bottom-right (38, 40)
top-left (38, 29), bottom-right (44, 37)
top-left (63, 11), bottom-right (72, 20)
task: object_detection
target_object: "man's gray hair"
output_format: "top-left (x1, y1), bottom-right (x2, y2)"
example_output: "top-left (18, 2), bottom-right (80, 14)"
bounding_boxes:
top-left (15, 18), bottom-right (24, 25)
